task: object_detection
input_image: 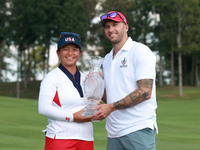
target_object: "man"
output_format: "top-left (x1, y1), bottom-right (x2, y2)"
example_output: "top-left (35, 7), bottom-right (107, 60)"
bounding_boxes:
top-left (92, 11), bottom-right (158, 150)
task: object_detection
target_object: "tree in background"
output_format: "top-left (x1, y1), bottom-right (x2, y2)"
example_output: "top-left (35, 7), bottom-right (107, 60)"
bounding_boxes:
top-left (0, 0), bottom-right (10, 85)
top-left (181, 0), bottom-right (200, 87)
top-left (155, 0), bottom-right (200, 96)
top-left (153, 0), bottom-right (178, 87)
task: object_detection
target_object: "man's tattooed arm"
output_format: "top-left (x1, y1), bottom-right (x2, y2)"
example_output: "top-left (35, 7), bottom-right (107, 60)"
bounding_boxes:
top-left (113, 79), bottom-right (153, 110)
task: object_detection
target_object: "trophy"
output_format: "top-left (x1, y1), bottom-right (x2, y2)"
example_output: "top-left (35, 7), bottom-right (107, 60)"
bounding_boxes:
top-left (82, 56), bottom-right (104, 117)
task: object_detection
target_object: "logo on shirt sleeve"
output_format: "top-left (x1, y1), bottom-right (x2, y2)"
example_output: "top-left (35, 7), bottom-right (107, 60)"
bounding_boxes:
top-left (120, 57), bottom-right (127, 68)
top-left (53, 90), bottom-right (61, 107)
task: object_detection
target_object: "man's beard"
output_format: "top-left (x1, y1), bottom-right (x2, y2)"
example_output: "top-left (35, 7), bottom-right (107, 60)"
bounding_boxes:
top-left (110, 36), bottom-right (122, 44)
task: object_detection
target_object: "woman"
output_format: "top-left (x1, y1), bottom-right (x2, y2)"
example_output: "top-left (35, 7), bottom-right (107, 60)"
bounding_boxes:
top-left (38, 32), bottom-right (93, 150)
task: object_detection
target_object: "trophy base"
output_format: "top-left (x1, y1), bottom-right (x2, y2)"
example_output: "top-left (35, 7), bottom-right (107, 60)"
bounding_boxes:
top-left (81, 109), bottom-right (97, 117)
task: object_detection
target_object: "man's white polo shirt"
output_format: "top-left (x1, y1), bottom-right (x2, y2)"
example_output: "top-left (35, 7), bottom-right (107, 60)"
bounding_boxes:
top-left (103, 37), bottom-right (158, 138)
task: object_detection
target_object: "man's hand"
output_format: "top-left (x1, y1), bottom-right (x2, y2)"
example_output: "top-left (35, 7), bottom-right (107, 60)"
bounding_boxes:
top-left (91, 103), bottom-right (115, 121)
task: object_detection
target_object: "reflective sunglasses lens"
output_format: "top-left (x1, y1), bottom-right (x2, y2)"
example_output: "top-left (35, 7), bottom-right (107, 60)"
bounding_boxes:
top-left (100, 14), bottom-right (108, 20)
top-left (109, 12), bottom-right (117, 18)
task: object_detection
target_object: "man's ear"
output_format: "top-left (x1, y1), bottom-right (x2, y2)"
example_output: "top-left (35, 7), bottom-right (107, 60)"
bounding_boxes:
top-left (125, 24), bottom-right (129, 32)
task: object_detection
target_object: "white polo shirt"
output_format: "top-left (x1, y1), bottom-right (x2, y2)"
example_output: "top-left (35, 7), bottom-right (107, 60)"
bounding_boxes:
top-left (103, 37), bottom-right (158, 138)
top-left (38, 64), bottom-right (93, 141)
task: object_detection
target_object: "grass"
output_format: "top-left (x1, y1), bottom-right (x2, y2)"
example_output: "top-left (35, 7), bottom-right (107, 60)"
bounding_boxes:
top-left (0, 83), bottom-right (200, 149)
top-left (156, 100), bottom-right (200, 150)
top-left (0, 97), bottom-right (45, 150)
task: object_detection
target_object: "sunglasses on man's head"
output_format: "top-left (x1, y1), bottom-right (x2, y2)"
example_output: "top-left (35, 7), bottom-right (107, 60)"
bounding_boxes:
top-left (100, 12), bottom-right (126, 24)
top-left (58, 32), bottom-right (80, 42)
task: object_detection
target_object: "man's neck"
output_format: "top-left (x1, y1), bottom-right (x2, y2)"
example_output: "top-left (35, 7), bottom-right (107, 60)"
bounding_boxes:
top-left (112, 36), bottom-right (128, 59)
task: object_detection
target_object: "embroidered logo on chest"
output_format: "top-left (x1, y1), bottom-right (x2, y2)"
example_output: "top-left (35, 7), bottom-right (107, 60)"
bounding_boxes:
top-left (120, 57), bottom-right (128, 68)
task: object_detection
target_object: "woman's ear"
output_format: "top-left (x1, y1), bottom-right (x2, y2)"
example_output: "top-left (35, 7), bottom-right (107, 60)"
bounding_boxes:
top-left (56, 50), bottom-right (59, 57)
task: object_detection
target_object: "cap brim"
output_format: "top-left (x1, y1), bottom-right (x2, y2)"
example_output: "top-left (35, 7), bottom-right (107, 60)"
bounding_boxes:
top-left (59, 42), bottom-right (81, 49)
top-left (99, 19), bottom-right (107, 27)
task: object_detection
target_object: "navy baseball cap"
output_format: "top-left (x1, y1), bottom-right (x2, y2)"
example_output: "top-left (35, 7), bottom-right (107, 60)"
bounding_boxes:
top-left (57, 32), bottom-right (81, 50)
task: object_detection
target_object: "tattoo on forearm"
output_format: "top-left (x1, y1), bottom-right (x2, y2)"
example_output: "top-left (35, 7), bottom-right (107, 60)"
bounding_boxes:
top-left (113, 79), bottom-right (153, 109)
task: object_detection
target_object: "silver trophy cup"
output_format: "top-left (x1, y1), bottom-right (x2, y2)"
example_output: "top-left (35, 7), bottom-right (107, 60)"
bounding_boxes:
top-left (82, 56), bottom-right (104, 117)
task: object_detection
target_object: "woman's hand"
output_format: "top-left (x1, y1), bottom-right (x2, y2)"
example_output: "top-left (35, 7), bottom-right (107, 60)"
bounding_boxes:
top-left (73, 109), bottom-right (92, 122)
top-left (97, 100), bottom-right (104, 105)
top-left (85, 70), bottom-right (102, 80)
